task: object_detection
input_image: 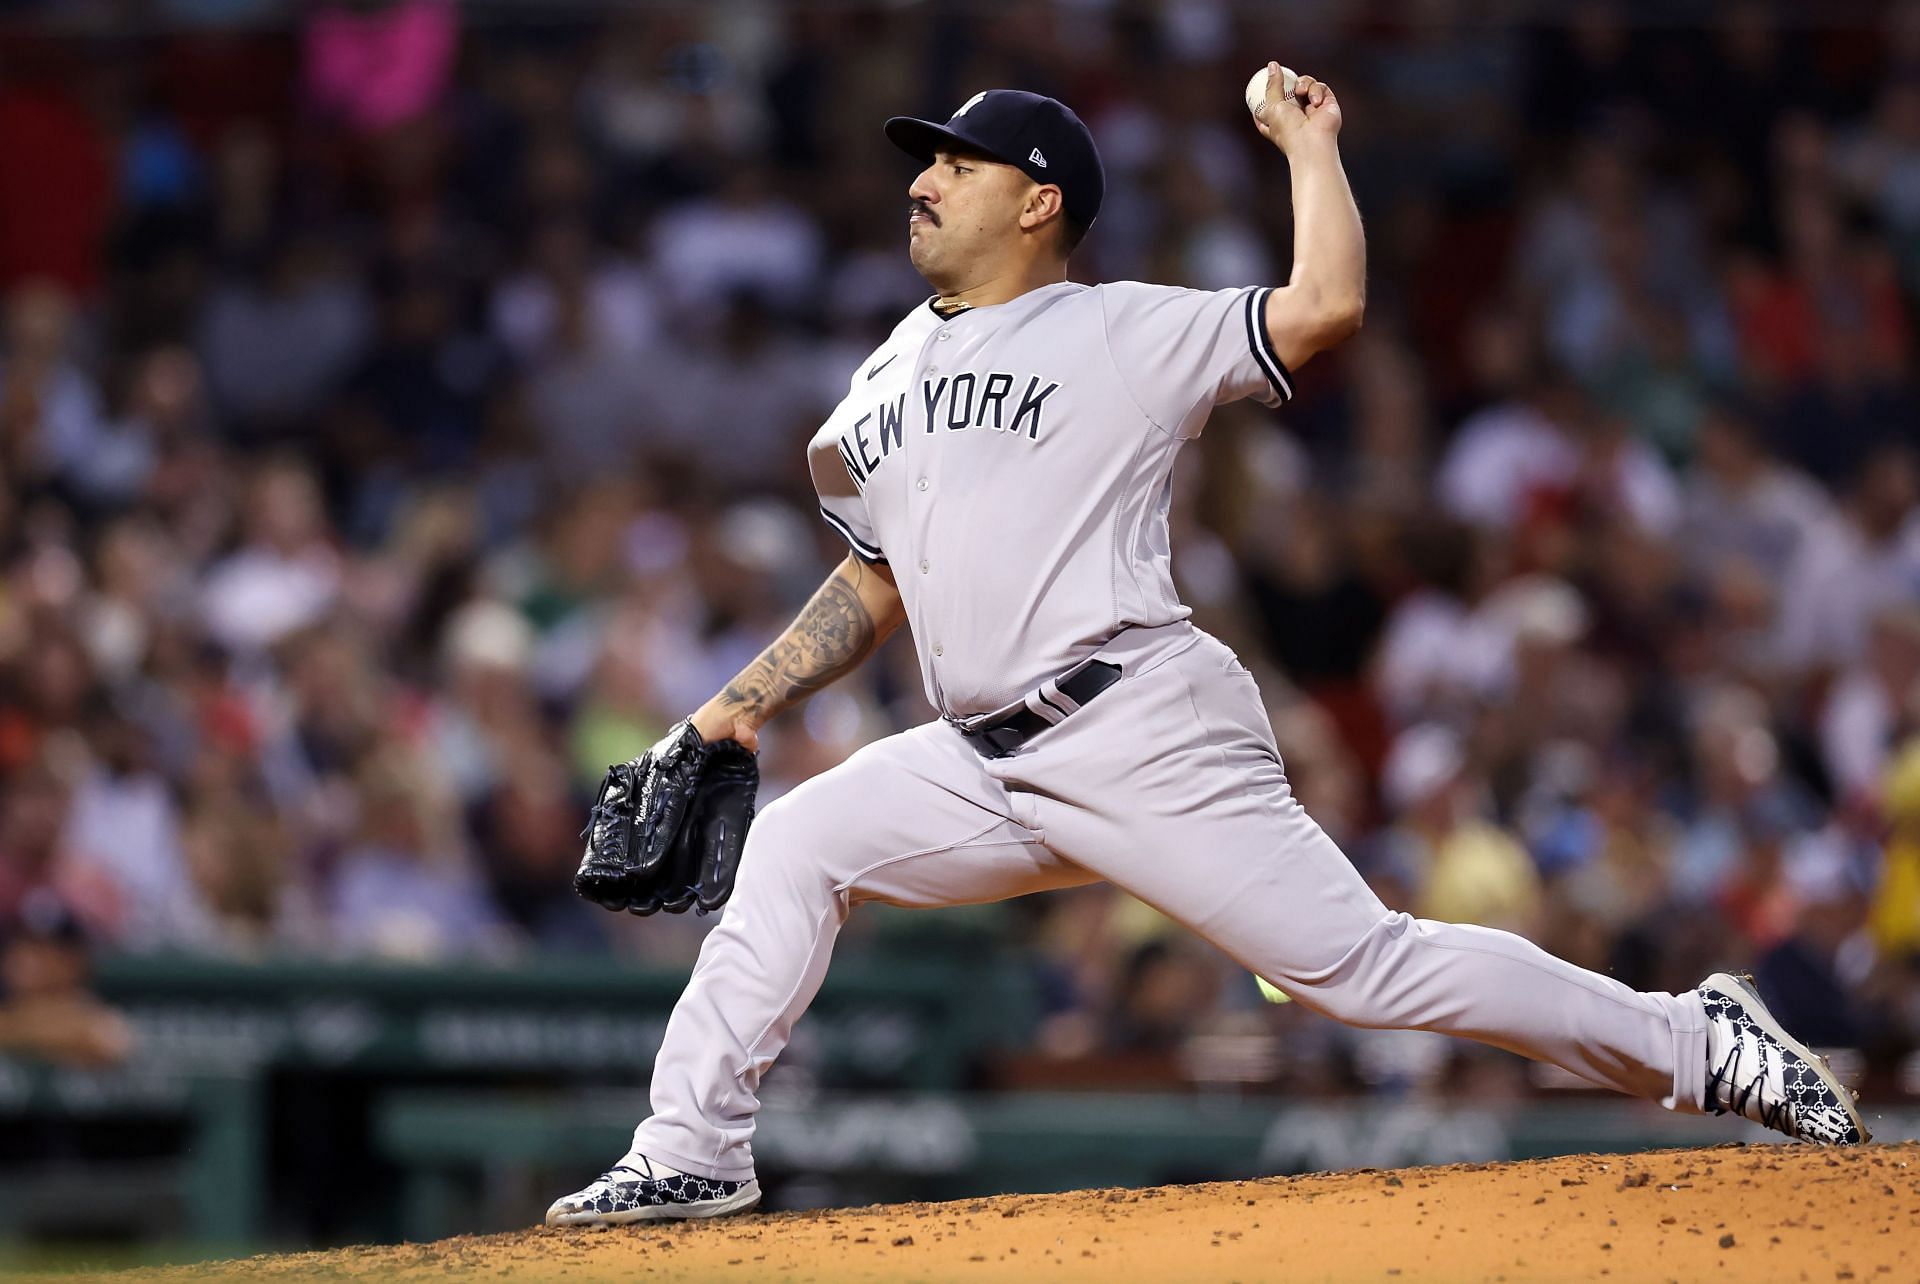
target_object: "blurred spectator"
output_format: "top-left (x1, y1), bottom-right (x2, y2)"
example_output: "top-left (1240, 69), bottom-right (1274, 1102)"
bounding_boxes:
top-left (650, 164), bottom-right (825, 316)
top-left (199, 459), bottom-right (341, 654)
top-left (198, 231), bottom-right (373, 434)
top-left (1871, 737), bottom-right (1920, 958)
top-left (178, 796), bottom-right (300, 955)
top-left (1371, 517), bottom-right (1486, 727)
top-left (472, 743), bottom-right (607, 952)
top-left (1436, 365), bottom-right (1678, 540)
top-left (1773, 444), bottom-right (1920, 678)
top-left (1730, 187), bottom-right (1909, 393)
top-left (0, 753), bottom-right (81, 926)
top-left (1680, 396), bottom-right (1830, 584)
top-left (1754, 824), bottom-right (1878, 1047)
top-left (0, 282), bottom-right (112, 493)
top-left (0, 891), bottom-right (132, 1067)
top-left (1836, 77), bottom-right (1920, 292)
top-left (429, 597), bottom-right (543, 801)
top-left (1106, 937), bottom-right (1221, 1055)
top-left (1238, 494), bottom-right (1387, 697)
top-left (57, 712), bottom-right (206, 948)
top-left (1372, 724), bottom-right (1542, 936)
top-left (330, 744), bottom-right (508, 959)
top-left (639, 290), bottom-right (839, 485)
top-left (491, 217), bottom-right (661, 368)
top-left (1821, 604), bottom-right (1920, 808)
top-left (1514, 138), bottom-right (1728, 390)
top-left (1670, 684), bottom-right (1818, 909)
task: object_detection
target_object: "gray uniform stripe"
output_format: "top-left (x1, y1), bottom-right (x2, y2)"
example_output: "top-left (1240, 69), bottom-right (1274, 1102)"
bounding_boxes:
top-left (817, 504), bottom-right (887, 562)
top-left (1023, 689), bottom-right (1068, 725)
top-left (1039, 676), bottom-right (1080, 715)
top-left (1244, 286), bottom-right (1294, 403)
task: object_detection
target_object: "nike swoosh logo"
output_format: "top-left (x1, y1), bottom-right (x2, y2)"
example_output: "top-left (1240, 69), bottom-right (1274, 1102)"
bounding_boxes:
top-left (866, 354), bottom-right (897, 380)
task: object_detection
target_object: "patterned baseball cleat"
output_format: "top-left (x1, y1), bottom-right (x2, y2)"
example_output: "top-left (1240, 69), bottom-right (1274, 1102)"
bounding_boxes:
top-left (544, 1153), bottom-right (761, 1226)
top-left (1697, 971), bottom-right (1869, 1145)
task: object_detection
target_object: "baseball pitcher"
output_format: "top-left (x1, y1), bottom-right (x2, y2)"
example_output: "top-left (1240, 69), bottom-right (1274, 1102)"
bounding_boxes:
top-left (548, 67), bottom-right (1866, 1226)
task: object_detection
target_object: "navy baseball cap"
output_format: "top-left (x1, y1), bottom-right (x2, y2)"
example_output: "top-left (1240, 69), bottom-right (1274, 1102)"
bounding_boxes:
top-left (886, 90), bottom-right (1105, 229)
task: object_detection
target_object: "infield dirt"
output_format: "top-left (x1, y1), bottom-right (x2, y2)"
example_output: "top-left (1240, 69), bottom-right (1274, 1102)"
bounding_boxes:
top-left (59, 1141), bottom-right (1920, 1282)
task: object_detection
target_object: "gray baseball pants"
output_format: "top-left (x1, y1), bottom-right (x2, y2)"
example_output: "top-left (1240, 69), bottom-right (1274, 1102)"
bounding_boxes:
top-left (633, 622), bottom-right (1710, 1180)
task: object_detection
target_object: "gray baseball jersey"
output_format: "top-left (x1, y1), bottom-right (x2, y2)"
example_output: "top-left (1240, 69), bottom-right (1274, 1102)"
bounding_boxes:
top-left (808, 281), bottom-right (1291, 717)
top-left (625, 277), bottom-right (1714, 1184)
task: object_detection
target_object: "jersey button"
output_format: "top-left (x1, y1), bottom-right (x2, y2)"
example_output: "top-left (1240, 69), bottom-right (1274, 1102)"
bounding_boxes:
top-left (919, 559), bottom-right (930, 574)
top-left (933, 644), bottom-right (944, 656)
top-left (926, 364), bottom-right (939, 374)
top-left (937, 330), bottom-right (951, 340)
top-left (917, 477), bottom-right (929, 491)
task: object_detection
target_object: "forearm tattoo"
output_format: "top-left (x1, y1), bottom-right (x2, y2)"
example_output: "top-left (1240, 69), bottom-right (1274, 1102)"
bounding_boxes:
top-left (718, 566), bottom-right (880, 724)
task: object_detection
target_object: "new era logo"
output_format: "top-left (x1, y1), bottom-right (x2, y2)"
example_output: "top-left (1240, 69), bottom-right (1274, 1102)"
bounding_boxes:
top-left (1029, 147), bottom-right (1048, 168)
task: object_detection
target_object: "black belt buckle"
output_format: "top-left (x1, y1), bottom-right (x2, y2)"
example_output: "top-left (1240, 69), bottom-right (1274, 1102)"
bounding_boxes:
top-left (975, 723), bottom-right (1028, 759)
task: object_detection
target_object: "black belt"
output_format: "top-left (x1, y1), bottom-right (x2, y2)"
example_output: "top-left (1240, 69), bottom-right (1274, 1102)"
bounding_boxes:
top-left (956, 660), bottom-right (1123, 758)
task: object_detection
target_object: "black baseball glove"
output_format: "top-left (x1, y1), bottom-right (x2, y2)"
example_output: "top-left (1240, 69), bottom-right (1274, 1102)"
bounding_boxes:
top-left (573, 719), bottom-right (759, 916)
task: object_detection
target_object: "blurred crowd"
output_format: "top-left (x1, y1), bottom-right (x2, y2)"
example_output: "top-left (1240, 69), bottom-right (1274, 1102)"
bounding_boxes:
top-left (1, 0), bottom-right (1919, 1093)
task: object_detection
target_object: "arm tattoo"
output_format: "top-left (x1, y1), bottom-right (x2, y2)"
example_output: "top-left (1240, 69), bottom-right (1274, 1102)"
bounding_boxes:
top-left (717, 566), bottom-right (880, 724)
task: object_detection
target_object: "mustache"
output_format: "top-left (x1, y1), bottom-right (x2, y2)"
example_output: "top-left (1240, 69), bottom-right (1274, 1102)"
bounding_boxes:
top-left (909, 201), bottom-right (940, 226)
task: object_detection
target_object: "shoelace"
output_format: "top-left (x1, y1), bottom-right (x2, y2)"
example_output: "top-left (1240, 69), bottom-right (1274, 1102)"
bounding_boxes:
top-left (1704, 1021), bottom-right (1795, 1137)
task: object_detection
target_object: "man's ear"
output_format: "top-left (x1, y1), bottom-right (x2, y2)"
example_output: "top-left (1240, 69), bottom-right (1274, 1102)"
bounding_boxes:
top-left (1019, 184), bottom-right (1065, 232)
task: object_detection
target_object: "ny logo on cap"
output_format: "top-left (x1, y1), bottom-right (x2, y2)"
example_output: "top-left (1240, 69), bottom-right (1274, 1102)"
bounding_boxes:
top-left (953, 91), bottom-right (988, 118)
top-left (1029, 147), bottom-right (1047, 167)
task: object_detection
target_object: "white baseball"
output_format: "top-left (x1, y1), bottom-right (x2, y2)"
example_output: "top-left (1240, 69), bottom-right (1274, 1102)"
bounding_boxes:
top-left (1244, 64), bottom-right (1299, 118)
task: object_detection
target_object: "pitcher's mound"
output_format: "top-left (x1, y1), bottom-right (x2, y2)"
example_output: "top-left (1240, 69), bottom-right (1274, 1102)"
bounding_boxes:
top-left (121, 1141), bottom-right (1920, 1282)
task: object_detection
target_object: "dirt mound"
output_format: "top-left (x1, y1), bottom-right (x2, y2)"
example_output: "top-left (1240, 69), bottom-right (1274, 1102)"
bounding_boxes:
top-left (78, 1142), bottom-right (1920, 1283)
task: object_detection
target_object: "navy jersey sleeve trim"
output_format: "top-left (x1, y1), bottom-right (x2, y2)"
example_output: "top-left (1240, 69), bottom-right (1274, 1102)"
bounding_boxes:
top-left (1244, 286), bottom-right (1294, 403)
top-left (817, 504), bottom-right (888, 564)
